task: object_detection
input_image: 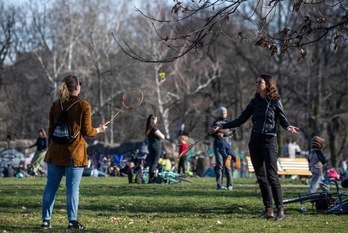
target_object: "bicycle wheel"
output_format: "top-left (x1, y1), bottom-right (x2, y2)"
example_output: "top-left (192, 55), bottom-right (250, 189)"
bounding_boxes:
top-left (283, 192), bottom-right (325, 204)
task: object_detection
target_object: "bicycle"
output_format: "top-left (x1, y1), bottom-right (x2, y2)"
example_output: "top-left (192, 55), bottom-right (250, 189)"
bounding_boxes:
top-left (157, 168), bottom-right (193, 184)
top-left (283, 179), bottom-right (348, 214)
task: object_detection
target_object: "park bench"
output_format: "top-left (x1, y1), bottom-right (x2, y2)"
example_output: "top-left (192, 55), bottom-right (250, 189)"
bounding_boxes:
top-left (246, 156), bottom-right (311, 177)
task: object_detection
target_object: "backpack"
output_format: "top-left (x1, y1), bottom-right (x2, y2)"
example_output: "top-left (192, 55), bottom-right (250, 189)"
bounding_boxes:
top-left (51, 100), bottom-right (80, 144)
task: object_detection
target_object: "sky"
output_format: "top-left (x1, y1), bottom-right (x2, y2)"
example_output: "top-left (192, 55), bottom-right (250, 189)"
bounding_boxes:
top-left (5, 0), bottom-right (28, 6)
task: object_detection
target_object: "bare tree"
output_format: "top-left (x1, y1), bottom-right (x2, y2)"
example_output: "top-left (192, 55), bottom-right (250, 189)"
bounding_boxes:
top-left (0, 2), bottom-right (18, 137)
top-left (1, 0), bottom-right (347, 162)
top-left (0, 2), bottom-right (17, 74)
top-left (114, 0), bottom-right (348, 63)
top-left (19, 0), bottom-right (78, 91)
top-left (282, 38), bottom-right (348, 165)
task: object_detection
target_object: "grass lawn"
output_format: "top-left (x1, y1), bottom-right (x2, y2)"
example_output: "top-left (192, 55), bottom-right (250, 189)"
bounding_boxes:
top-left (0, 176), bottom-right (346, 233)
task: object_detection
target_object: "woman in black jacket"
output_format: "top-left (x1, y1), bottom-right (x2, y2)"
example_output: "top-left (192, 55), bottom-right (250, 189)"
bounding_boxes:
top-left (145, 114), bottom-right (165, 182)
top-left (211, 74), bottom-right (299, 220)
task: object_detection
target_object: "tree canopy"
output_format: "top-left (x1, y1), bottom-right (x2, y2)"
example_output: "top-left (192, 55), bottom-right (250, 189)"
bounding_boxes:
top-left (0, 0), bottom-right (347, 167)
top-left (115, 0), bottom-right (348, 63)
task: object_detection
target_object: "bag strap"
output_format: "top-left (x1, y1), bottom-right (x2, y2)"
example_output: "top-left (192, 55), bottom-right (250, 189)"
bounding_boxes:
top-left (67, 100), bottom-right (80, 111)
top-left (59, 99), bottom-right (80, 111)
top-left (69, 100), bottom-right (80, 138)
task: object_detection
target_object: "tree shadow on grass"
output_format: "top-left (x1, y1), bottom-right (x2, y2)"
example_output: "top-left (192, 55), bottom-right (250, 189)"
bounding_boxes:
top-left (82, 201), bottom-right (262, 219)
top-left (79, 183), bottom-right (263, 218)
top-left (80, 183), bottom-right (261, 198)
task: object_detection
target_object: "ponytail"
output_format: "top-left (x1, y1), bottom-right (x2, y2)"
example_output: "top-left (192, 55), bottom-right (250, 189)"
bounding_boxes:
top-left (56, 82), bottom-right (70, 102)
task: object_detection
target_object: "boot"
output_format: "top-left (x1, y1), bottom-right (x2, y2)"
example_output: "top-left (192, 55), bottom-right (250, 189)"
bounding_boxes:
top-left (275, 207), bottom-right (285, 221)
top-left (259, 207), bottom-right (274, 219)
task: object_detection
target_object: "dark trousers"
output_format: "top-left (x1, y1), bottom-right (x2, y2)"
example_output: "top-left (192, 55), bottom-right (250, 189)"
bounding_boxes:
top-left (248, 134), bottom-right (283, 208)
top-left (148, 147), bottom-right (161, 180)
top-left (178, 156), bottom-right (186, 174)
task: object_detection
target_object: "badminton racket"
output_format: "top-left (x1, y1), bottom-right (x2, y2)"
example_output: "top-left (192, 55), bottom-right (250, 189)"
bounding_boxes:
top-left (105, 88), bottom-right (144, 125)
top-left (178, 132), bottom-right (210, 157)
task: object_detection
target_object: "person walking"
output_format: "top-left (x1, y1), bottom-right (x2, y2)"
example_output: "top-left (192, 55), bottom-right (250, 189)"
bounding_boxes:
top-left (211, 107), bottom-right (235, 190)
top-left (28, 128), bottom-right (48, 176)
top-left (210, 74), bottom-right (299, 220)
top-left (145, 114), bottom-right (165, 183)
top-left (41, 74), bottom-right (108, 229)
top-left (307, 136), bottom-right (329, 194)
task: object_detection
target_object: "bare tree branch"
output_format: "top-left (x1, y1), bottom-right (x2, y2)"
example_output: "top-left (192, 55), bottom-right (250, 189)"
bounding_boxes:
top-left (113, 0), bottom-right (348, 63)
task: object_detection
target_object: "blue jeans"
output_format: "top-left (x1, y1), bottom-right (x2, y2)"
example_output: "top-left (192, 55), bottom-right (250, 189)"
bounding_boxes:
top-left (42, 164), bottom-right (84, 221)
top-left (307, 173), bottom-right (329, 194)
top-left (214, 150), bottom-right (233, 188)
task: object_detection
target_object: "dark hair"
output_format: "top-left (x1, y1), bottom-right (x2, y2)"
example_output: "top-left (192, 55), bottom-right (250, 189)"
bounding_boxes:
top-left (56, 75), bottom-right (80, 102)
top-left (145, 114), bottom-right (157, 136)
top-left (256, 74), bottom-right (279, 100)
top-left (64, 75), bottom-right (80, 92)
top-left (38, 128), bottom-right (47, 137)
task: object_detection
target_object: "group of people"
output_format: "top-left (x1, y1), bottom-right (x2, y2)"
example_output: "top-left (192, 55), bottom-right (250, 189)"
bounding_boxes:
top-left (33, 73), bottom-right (341, 229)
top-left (210, 74), bottom-right (299, 220)
top-left (146, 74), bottom-right (299, 221)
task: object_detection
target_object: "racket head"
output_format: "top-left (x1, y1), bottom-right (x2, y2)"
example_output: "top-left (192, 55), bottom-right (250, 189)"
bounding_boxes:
top-left (122, 88), bottom-right (144, 109)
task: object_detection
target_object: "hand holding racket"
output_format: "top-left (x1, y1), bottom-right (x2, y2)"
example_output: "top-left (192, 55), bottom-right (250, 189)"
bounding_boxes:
top-left (105, 88), bottom-right (144, 125)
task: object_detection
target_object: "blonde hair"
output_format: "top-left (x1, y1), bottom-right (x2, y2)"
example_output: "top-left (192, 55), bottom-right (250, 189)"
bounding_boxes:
top-left (180, 135), bottom-right (188, 142)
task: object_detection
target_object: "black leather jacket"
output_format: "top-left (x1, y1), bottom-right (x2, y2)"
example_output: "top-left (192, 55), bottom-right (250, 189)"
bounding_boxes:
top-left (220, 95), bottom-right (291, 137)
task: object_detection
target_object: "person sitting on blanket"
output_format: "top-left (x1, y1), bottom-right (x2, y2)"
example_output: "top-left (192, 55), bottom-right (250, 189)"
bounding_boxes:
top-left (158, 153), bottom-right (172, 171)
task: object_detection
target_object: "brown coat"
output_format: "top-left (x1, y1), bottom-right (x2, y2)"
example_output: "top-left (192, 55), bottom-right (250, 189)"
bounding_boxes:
top-left (44, 96), bottom-right (98, 166)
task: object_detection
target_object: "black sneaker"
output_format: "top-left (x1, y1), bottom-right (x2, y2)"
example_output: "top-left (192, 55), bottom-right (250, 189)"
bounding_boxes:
top-left (41, 220), bottom-right (51, 229)
top-left (67, 220), bottom-right (85, 229)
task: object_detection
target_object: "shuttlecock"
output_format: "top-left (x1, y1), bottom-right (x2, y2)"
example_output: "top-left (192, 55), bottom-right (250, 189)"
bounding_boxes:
top-left (159, 72), bottom-right (166, 79)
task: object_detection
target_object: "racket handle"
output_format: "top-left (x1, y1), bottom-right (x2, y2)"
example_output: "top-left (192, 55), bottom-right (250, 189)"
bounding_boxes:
top-left (106, 110), bottom-right (122, 125)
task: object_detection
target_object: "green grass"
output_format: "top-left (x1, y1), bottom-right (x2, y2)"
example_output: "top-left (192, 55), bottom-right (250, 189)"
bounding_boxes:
top-left (0, 177), bottom-right (346, 233)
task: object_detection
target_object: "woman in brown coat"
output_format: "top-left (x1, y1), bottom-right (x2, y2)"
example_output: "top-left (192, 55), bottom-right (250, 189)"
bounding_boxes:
top-left (41, 75), bottom-right (108, 230)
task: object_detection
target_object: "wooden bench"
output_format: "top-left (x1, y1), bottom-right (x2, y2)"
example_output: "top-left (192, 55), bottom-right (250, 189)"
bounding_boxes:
top-left (246, 156), bottom-right (311, 177)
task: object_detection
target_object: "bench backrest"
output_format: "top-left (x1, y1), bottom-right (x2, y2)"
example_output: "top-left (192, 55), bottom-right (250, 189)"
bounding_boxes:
top-left (246, 156), bottom-right (310, 175)
top-left (279, 158), bottom-right (309, 170)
